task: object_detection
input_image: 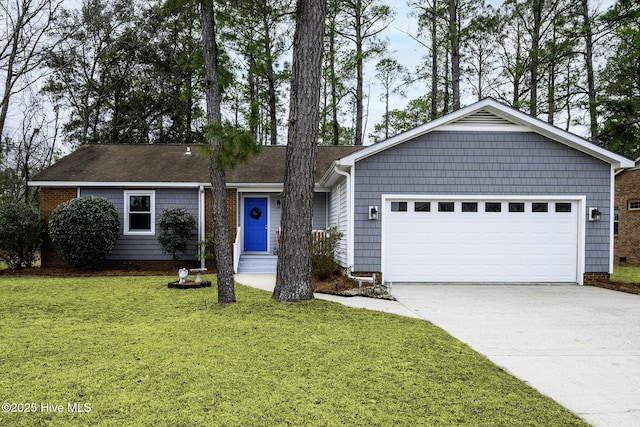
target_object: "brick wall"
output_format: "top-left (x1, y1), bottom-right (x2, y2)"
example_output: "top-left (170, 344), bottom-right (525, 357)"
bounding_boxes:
top-left (614, 170), bottom-right (640, 265)
top-left (583, 271), bottom-right (610, 285)
top-left (39, 187), bottom-right (77, 267)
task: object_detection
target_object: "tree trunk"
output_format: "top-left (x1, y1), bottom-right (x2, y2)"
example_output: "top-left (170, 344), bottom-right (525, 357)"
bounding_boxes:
top-left (581, 0), bottom-right (597, 138)
top-left (354, 0), bottom-right (364, 145)
top-left (329, 19), bottom-right (340, 146)
top-left (530, 0), bottom-right (542, 116)
top-left (263, 15), bottom-right (279, 146)
top-left (430, 5), bottom-right (438, 119)
top-left (200, 0), bottom-right (235, 304)
top-left (449, 0), bottom-right (460, 111)
top-left (272, 0), bottom-right (326, 302)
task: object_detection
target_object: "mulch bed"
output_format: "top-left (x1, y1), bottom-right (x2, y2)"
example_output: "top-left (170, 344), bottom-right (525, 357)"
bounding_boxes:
top-left (313, 274), bottom-right (395, 300)
top-left (0, 267), bottom-right (177, 277)
top-left (168, 280), bottom-right (212, 289)
top-left (587, 280), bottom-right (640, 295)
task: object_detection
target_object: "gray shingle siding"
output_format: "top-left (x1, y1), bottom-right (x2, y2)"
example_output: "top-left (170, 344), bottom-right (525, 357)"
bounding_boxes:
top-left (313, 192), bottom-right (328, 230)
top-left (352, 131), bottom-right (612, 273)
top-left (80, 187), bottom-right (200, 261)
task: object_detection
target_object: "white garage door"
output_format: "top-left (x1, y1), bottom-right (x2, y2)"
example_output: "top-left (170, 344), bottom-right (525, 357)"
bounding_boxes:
top-left (383, 198), bottom-right (579, 283)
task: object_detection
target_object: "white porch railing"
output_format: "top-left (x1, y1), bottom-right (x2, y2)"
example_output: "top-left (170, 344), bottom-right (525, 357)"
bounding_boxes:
top-left (311, 229), bottom-right (326, 242)
top-left (233, 226), bottom-right (241, 273)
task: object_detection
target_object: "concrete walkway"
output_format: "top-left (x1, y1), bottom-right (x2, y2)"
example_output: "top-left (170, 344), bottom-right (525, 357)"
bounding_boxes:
top-left (234, 275), bottom-right (640, 427)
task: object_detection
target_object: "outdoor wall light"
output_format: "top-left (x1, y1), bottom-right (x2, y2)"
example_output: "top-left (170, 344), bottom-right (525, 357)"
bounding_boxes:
top-left (276, 199), bottom-right (281, 208)
top-left (369, 205), bottom-right (379, 220)
top-left (589, 207), bottom-right (601, 221)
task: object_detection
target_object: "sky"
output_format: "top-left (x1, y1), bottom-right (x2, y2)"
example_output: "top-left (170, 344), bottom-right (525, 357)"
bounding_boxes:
top-left (3, 0), bottom-right (619, 149)
top-left (361, 0), bottom-right (618, 144)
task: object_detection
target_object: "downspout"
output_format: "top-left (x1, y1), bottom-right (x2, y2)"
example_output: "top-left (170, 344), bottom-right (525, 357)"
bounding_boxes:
top-left (333, 165), bottom-right (353, 269)
top-left (199, 185), bottom-right (206, 269)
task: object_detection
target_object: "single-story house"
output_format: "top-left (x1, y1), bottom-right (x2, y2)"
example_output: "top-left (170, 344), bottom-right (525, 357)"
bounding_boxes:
top-left (30, 98), bottom-right (633, 284)
top-left (614, 159), bottom-right (640, 265)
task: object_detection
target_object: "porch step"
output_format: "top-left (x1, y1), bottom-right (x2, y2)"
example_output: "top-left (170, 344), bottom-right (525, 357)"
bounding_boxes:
top-left (237, 254), bottom-right (277, 274)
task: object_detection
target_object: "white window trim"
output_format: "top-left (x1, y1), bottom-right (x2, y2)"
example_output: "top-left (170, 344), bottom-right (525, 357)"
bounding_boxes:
top-left (124, 190), bottom-right (155, 235)
top-left (628, 200), bottom-right (640, 210)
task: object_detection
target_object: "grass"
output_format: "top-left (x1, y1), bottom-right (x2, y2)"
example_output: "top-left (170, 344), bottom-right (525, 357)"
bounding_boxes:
top-left (0, 275), bottom-right (587, 426)
top-left (611, 264), bottom-right (640, 283)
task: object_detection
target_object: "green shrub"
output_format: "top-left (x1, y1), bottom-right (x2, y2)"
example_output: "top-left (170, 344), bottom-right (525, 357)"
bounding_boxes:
top-left (311, 226), bottom-right (344, 280)
top-left (49, 196), bottom-right (120, 268)
top-left (157, 207), bottom-right (196, 260)
top-left (0, 202), bottom-right (42, 269)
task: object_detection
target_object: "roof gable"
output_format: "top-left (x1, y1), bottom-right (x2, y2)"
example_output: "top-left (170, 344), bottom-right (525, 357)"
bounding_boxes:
top-left (337, 98), bottom-right (634, 169)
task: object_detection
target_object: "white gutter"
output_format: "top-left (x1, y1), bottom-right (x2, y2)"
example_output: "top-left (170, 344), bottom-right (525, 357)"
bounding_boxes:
top-left (333, 164), bottom-right (354, 269)
top-left (28, 181), bottom-right (211, 189)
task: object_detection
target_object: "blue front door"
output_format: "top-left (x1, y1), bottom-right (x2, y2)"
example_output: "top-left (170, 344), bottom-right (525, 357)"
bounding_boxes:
top-left (244, 197), bottom-right (268, 251)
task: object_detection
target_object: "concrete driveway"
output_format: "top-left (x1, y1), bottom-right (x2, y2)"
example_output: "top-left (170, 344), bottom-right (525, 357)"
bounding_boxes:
top-left (390, 284), bottom-right (640, 427)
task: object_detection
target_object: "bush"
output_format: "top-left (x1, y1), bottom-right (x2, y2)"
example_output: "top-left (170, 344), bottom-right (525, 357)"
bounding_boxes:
top-left (49, 196), bottom-right (120, 268)
top-left (311, 226), bottom-right (344, 280)
top-left (157, 207), bottom-right (196, 260)
top-left (0, 202), bottom-right (42, 269)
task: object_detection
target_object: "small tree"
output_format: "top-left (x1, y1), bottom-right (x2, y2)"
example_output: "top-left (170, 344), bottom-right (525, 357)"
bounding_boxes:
top-left (311, 227), bottom-right (344, 280)
top-left (49, 196), bottom-right (120, 269)
top-left (157, 207), bottom-right (196, 261)
top-left (0, 202), bottom-right (42, 269)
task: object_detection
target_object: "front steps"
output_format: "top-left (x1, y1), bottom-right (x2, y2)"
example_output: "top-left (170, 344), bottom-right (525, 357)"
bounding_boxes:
top-left (237, 254), bottom-right (277, 274)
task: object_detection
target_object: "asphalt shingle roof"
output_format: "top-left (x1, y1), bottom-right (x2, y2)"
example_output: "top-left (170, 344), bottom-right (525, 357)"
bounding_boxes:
top-left (32, 144), bottom-right (363, 184)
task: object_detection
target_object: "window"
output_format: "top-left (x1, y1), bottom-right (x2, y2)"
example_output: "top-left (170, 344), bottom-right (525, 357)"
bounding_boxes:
top-left (485, 202), bottom-right (501, 212)
top-left (438, 202), bottom-right (454, 212)
top-left (391, 201), bottom-right (407, 212)
top-left (415, 201), bottom-right (431, 212)
top-left (532, 202), bottom-right (548, 212)
top-left (125, 191), bottom-right (155, 235)
top-left (462, 202), bottom-right (478, 212)
top-left (614, 208), bottom-right (619, 236)
top-left (628, 200), bottom-right (640, 210)
top-left (508, 202), bottom-right (525, 212)
top-left (555, 202), bottom-right (572, 213)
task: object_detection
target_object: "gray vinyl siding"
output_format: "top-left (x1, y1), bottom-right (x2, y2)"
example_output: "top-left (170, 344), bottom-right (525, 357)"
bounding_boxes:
top-left (79, 188), bottom-right (200, 261)
top-left (352, 131), bottom-right (612, 274)
top-left (268, 195), bottom-right (281, 252)
top-left (328, 178), bottom-right (348, 267)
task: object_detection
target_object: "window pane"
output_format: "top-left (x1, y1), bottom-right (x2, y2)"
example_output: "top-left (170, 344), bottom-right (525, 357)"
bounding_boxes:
top-left (415, 202), bottom-right (431, 212)
top-left (391, 202), bottom-right (407, 212)
top-left (509, 202), bottom-right (525, 212)
top-left (129, 213), bottom-right (151, 230)
top-left (532, 202), bottom-right (548, 212)
top-left (438, 202), bottom-right (454, 212)
top-left (628, 200), bottom-right (640, 210)
top-left (555, 203), bottom-right (572, 213)
top-left (130, 195), bottom-right (150, 212)
top-left (462, 202), bottom-right (478, 212)
top-left (485, 202), bottom-right (501, 212)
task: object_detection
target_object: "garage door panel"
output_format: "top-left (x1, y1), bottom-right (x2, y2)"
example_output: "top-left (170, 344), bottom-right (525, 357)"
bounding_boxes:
top-left (384, 199), bottom-right (578, 283)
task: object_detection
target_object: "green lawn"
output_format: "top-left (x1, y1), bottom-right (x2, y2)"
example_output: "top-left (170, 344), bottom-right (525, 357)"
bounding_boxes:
top-left (611, 264), bottom-right (640, 283)
top-left (0, 275), bottom-right (586, 426)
